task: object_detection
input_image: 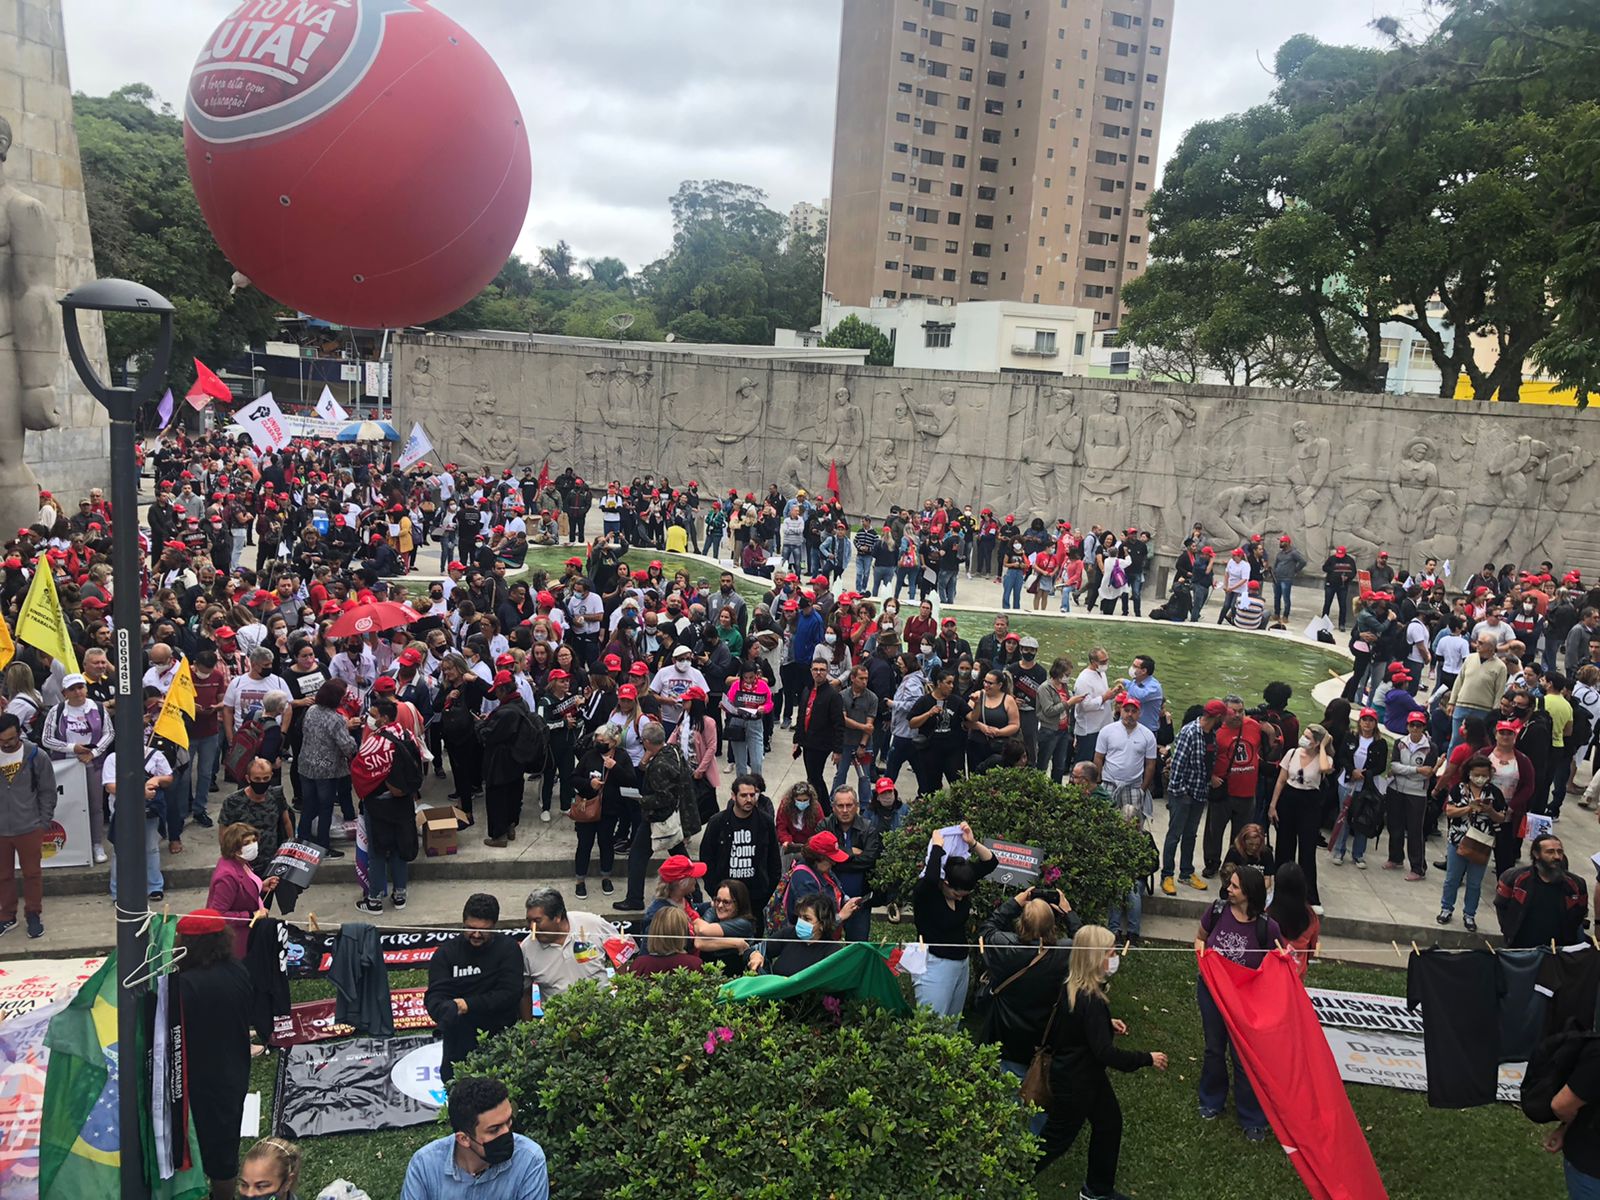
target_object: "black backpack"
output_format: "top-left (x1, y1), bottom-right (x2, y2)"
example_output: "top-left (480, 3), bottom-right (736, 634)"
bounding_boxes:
top-left (1522, 1022), bottom-right (1600, 1123)
top-left (376, 729), bottom-right (424, 798)
top-left (512, 709), bottom-right (549, 772)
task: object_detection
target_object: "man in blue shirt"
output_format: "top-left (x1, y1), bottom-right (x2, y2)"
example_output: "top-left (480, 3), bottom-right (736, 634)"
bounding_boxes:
top-left (1121, 655), bottom-right (1164, 734)
top-left (401, 1075), bottom-right (548, 1200)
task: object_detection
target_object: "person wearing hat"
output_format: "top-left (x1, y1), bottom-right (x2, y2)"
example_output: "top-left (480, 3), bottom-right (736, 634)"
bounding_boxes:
top-left (1094, 696), bottom-right (1158, 796)
top-left (618, 720), bottom-right (699, 912)
top-left (1161, 700), bottom-right (1227, 895)
top-left (1320, 545), bottom-right (1358, 632)
top-left (175, 907), bottom-right (255, 1199)
top-left (1329, 707), bottom-right (1389, 868)
top-left (40, 671), bottom-right (114, 857)
top-left (1384, 710), bottom-right (1436, 879)
top-left (1269, 535), bottom-right (1308, 623)
top-left (639, 852), bottom-right (707, 954)
top-left (1379, 665), bottom-right (1427, 734)
top-left (1228, 580), bottom-right (1267, 631)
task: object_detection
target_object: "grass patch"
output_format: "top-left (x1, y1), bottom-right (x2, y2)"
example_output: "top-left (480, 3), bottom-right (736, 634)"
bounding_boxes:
top-left (249, 946), bottom-right (1547, 1200)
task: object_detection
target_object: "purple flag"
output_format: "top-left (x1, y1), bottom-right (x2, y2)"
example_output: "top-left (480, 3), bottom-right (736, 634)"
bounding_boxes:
top-left (156, 388), bottom-right (174, 427)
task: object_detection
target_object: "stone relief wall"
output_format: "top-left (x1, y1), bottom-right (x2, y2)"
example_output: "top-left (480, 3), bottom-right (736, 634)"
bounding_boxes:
top-left (393, 332), bottom-right (1600, 577)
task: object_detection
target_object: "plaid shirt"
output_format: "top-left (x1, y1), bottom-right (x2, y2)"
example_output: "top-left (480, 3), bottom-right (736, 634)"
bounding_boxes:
top-left (1167, 718), bottom-right (1214, 803)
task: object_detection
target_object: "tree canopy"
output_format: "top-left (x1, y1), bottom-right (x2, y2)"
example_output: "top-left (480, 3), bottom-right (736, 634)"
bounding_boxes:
top-left (1125, 0), bottom-right (1600, 403)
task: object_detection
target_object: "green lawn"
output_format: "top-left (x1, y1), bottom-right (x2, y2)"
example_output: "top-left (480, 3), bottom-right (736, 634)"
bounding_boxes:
top-left (251, 938), bottom-right (1551, 1200)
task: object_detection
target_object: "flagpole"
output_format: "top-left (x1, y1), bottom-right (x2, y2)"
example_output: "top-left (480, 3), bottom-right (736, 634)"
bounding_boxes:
top-left (61, 279), bottom-right (173, 1200)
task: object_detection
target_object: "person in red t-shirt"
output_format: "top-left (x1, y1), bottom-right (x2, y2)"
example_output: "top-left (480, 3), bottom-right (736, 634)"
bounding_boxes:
top-left (1204, 696), bottom-right (1261, 876)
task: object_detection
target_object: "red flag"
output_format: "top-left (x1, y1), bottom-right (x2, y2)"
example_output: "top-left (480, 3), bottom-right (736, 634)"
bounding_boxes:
top-left (536, 458), bottom-right (551, 493)
top-left (826, 459), bottom-right (840, 500)
top-left (185, 358), bottom-right (233, 410)
top-left (1198, 952), bottom-right (1388, 1200)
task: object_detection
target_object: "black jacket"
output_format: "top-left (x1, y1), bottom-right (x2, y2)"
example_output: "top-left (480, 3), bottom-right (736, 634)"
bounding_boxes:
top-left (1495, 865), bottom-right (1589, 948)
top-left (793, 680), bottom-right (845, 752)
top-left (1048, 988), bottom-right (1153, 1085)
top-left (978, 898), bottom-right (1080, 1064)
top-left (477, 696), bottom-right (532, 785)
top-left (423, 933), bottom-right (524, 1079)
top-left (699, 805), bottom-right (782, 909)
top-left (820, 812), bottom-right (882, 885)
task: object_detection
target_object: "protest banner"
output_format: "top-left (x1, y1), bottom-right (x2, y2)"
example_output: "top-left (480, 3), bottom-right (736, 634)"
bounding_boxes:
top-left (0, 958), bottom-right (104, 1023)
top-left (269, 988), bottom-right (432, 1047)
top-left (396, 421), bottom-right (433, 470)
top-left (984, 839), bottom-right (1044, 888)
top-left (34, 757), bottom-right (90, 871)
top-left (263, 841), bottom-right (324, 890)
top-left (0, 999), bottom-right (66, 1199)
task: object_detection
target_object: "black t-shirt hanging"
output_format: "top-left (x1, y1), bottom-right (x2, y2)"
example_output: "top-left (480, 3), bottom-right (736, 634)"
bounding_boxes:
top-left (1539, 947), bottom-right (1600, 1036)
top-left (1407, 948), bottom-right (1503, 1108)
top-left (1497, 947), bottom-right (1550, 1065)
top-left (246, 917), bottom-right (293, 1044)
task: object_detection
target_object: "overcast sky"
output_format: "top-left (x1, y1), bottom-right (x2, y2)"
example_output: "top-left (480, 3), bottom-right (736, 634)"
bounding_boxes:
top-left (60, 0), bottom-right (1414, 273)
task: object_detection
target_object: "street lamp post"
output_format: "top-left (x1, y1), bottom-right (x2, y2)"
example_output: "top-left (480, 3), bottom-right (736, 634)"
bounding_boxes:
top-left (59, 279), bottom-right (174, 1200)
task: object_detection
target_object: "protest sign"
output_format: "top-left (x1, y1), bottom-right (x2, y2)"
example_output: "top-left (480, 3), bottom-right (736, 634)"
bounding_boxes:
top-left (235, 393), bottom-right (293, 452)
top-left (34, 757), bottom-right (90, 870)
top-left (984, 839), bottom-right (1044, 888)
top-left (0, 999), bottom-right (65, 1199)
top-left (263, 841), bottom-right (323, 890)
top-left (269, 988), bottom-right (432, 1047)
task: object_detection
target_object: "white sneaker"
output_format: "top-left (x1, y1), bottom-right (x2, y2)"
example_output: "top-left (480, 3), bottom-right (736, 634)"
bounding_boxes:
top-left (1311, 904), bottom-right (1325, 916)
top-left (540, 810), bottom-right (551, 823)
top-left (93, 846), bottom-right (107, 865)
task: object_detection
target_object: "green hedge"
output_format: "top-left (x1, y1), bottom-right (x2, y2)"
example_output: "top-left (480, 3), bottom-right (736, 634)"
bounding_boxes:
top-left (876, 767), bottom-right (1153, 922)
top-left (460, 968), bottom-right (1039, 1199)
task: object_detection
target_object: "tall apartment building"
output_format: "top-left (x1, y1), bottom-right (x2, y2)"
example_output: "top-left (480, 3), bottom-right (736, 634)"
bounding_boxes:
top-left (789, 200), bottom-right (830, 239)
top-left (824, 0), bottom-right (1173, 330)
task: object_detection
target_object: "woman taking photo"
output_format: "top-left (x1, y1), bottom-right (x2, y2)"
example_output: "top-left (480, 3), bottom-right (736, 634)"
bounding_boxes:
top-left (1034, 925), bottom-right (1169, 1197)
top-left (1195, 865), bottom-right (1280, 1141)
top-left (1269, 723), bottom-right (1332, 915)
top-left (1436, 753), bottom-right (1508, 932)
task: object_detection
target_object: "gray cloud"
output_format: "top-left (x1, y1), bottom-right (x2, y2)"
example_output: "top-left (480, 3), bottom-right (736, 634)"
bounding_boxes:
top-left (60, 0), bottom-right (1392, 273)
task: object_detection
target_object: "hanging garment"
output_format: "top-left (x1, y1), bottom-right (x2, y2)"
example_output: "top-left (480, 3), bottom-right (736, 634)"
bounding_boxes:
top-left (1498, 948), bottom-right (1550, 1064)
top-left (1199, 951), bottom-right (1387, 1200)
top-left (1537, 945), bottom-right (1600, 1036)
top-left (246, 917), bottom-right (293, 1044)
top-left (1406, 948), bottom-right (1503, 1108)
top-left (330, 922), bottom-right (394, 1037)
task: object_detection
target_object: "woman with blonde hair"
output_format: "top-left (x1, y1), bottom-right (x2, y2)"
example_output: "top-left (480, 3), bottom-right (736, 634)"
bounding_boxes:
top-left (623, 905), bottom-right (703, 977)
top-left (237, 1136), bottom-right (302, 1198)
top-left (1034, 924), bottom-right (1168, 1198)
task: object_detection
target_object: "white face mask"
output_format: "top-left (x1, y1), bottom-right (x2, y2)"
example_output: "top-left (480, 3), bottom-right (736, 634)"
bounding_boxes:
top-left (1104, 953), bottom-right (1120, 977)
top-left (675, 660), bottom-right (690, 673)
top-left (793, 798), bottom-right (811, 811)
top-left (239, 842), bottom-right (259, 863)
top-left (1300, 734), bottom-right (1315, 748)
top-left (824, 633), bottom-right (838, 645)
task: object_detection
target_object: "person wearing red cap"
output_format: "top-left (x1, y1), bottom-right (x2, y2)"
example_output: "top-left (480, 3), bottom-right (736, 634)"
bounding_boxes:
top-left (1319, 545), bottom-right (1358, 632)
top-left (174, 907), bottom-right (254, 1196)
top-left (1436, 750), bottom-right (1509, 932)
top-left (1229, 580), bottom-right (1267, 631)
top-left (534, 668), bottom-right (581, 823)
top-left (476, 671), bottom-right (539, 848)
top-left (1329, 708), bottom-right (1388, 867)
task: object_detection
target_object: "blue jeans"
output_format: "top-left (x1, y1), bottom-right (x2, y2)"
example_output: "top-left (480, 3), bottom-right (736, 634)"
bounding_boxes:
top-left (109, 808), bottom-right (164, 896)
top-left (894, 567), bottom-right (918, 600)
top-left (1162, 795), bottom-right (1206, 878)
top-left (1001, 568), bottom-right (1025, 609)
top-left (1107, 886), bottom-right (1142, 939)
top-left (1440, 843), bottom-right (1488, 917)
top-left (1446, 705), bottom-right (1492, 760)
top-left (1059, 585), bottom-right (1072, 612)
top-left (872, 565), bottom-right (894, 596)
top-left (1036, 726), bottom-right (1073, 783)
top-left (163, 763), bottom-right (190, 844)
top-left (1129, 570), bottom-right (1145, 613)
top-left (1001, 1059), bottom-right (1048, 1136)
top-left (730, 724), bottom-right (765, 778)
top-left (190, 732), bottom-right (223, 816)
top-left (1197, 977), bottom-right (1265, 1128)
top-left (855, 556), bottom-right (873, 594)
top-left (1330, 780), bottom-right (1367, 862)
top-left (831, 748), bottom-right (874, 797)
top-left (938, 570), bottom-right (958, 604)
top-left (705, 530), bottom-right (723, 560)
top-left (298, 775), bottom-right (341, 848)
top-left (366, 848), bottom-right (409, 899)
top-left (914, 952), bottom-right (970, 1018)
top-left (1273, 579), bottom-right (1293, 618)
top-left (1189, 583), bottom-right (1211, 622)
top-left (1567, 1158), bottom-right (1600, 1199)
top-left (437, 534), bottom-right (456, 572)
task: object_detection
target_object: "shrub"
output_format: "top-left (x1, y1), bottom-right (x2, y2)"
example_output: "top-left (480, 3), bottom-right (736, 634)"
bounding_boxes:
top-left (877, 767), bottom-right (1152, 924)
top-left (460, 968), bottom-right (1039, 1199)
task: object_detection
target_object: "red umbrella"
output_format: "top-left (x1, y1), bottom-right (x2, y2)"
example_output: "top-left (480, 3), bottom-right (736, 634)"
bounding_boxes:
top-left (327, 600), bottom-right (423, 638)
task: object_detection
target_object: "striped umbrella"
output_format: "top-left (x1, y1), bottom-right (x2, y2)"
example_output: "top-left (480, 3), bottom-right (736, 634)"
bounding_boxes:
top-left (336, 419), bottom-right (400, 442)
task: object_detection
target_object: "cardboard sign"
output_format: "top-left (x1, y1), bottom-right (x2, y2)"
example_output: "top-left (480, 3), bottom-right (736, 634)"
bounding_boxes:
top-left (984, 840), bottom-right (1044, 888)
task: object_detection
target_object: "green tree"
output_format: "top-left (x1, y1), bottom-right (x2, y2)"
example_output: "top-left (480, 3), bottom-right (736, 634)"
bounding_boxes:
top-left (75, 84), bottom-right (281, 396)
top-left (820, 313), bottom-right (893, 366)
top-left (583, 255), bottom-right (631, 292)
top-left (537, 239), bottom-right (576, 285)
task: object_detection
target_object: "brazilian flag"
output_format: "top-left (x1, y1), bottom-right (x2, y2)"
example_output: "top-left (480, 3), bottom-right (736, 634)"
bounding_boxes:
top-left (39, 923), bottom-right (210, 1200)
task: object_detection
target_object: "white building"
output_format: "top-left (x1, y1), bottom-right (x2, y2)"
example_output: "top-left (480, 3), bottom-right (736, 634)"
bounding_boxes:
top-left (1379, 307), bottom-right (1450, 397)
top-left (788, 200), bottom-right (828, 240)
top-left (817, 294), bottom-right (1096, 375)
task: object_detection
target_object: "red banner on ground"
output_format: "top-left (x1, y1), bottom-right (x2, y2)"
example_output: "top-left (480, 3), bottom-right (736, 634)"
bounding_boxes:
top-left (269, 988), bottom-right (434, 1047)
top-left (1199, 951), bottom-right (1387, 1200)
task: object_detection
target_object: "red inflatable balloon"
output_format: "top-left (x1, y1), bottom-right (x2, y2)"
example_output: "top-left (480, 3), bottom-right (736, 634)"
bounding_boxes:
top-left (184, 0), bottom-right (531, 329)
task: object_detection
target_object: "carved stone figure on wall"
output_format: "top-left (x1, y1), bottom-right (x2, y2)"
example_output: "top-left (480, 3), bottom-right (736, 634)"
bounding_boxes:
top-left (1022, 387), bottom-right (1083, 519)
top-left (455, 409), bottom-right (492, 467)
top-left (1479, 434), bottom-right (1551, 566)
top-left (0, 115), bottom-right (62, 537)
top-left (1083, 393), bottom-right (1131, 484)
top-left (1525, 443), bottom-right (1594, 567)
top-left (819, 385), bottom-right (864, 510)
top-left (1287, 419), bottom-right (1333, 532)
top-left (1413, 488), bottom-right (1464, 567)
top-left (1138, 394), bottom-right (1195, 550)
top-left (868, 438), bottom-right (899, 491)
top-left (486, 416), bottom-right (519, 467)
top-left (1330, 486), bottom-right (1386, 562)
top-left (911, 386), bottom-right (966, 501)
top-left (1210, 483), bottom-right (1272, 546)
top-left (1389, 435), bottom-right (1439, 538)
top-left (778, 443), bottom-right (812, 497)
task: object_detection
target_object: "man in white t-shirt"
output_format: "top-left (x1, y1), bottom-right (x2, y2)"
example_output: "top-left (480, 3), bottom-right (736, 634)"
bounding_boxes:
top-left (1094, 697), bottom-right (1158, 792)
top-left (1072, 647), bottom-right (1123, 764)
top-left (1403, 615), bottom-right (1433, 692)
top-left (520, 885), bottom-right (628, 1009)
top-left (1435, 619), bottom-right (1471, 688)
top-left (1218, 548), bottom-right (1251, 625)
top-left (649, 645), bottom-right (708, 731)
top-left (222, 648), bottom-right (289, 739)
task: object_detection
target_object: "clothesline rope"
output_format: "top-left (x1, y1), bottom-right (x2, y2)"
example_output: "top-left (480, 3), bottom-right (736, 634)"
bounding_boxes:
top-left (111, 903), bottom-right (1554, 961)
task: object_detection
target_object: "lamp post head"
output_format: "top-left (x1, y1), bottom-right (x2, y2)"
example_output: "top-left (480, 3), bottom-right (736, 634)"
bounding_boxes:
top-left (58, 278), bottom-right (175, 412)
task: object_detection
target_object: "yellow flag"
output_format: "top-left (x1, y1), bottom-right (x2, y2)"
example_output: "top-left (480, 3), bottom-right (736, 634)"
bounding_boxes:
top-left (153, 685), bottom-right (189, 749)
top-left (0, 616), bottom-right (14, 673)
top-left (168, 657), bottom-right (196, 718)
top-left (16, 557), bottom-right (78, 675)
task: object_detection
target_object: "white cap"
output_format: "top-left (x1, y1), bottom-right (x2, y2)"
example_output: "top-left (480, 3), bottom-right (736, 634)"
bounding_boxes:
top-left (61, 673), bottom-right (87, 689)
top-left (671, 643), bottom-right (693, 658)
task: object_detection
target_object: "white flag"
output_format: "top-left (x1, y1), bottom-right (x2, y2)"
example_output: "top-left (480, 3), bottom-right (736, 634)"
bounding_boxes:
top-left (314, 385), bottom-right (350, 424)
top-left (235, 392), bottom-right (293, 453)
top-left (396, 421), bottom-right (433, 471)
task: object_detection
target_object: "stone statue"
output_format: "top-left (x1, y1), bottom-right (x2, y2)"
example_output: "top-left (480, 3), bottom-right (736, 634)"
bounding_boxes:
top-left (868, 437), bottom-right (899, 490)
top-left (1139, 394), bottom-right (1195, 550)
top-left (819, 384), bottom-right (864, 510)
top-left (777, 442), bottom-right (811, 496)
top-left (1479, 434), bottom-right (1550, 565)
top-left (1022, 387), bottom-right (1083, 519)
top-left (910, 386), bottom-right (965, 501)
top-left (1287, 419), bottom-right (1333, 531)
top-left (1211, 483), bottom-right (1271, 545)
top-left (1330, 486), bottom-right (1386, 562)
top-left (1389, 435), bottom-right (1439, 538)
top-left (0, 115), bottom-right (62, 535)
top-left (486, 415), bottom-right (519, 465)
top-left (1083, 393), bottom-right (1131, 483)
top-left (1525, 442), bottom-right (1593, 567)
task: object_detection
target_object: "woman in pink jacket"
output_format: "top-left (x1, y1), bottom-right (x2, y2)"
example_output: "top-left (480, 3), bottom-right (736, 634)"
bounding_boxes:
top-left (206, 822), bottom-right (274, 960)
top-left (680, 687), bottom-right (721, 823)
top-left (721, 665), bottom-right (774, 778)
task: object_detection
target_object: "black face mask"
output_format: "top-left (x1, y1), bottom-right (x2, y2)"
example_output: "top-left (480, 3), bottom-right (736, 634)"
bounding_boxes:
top-left (247, 781), bottom-right (269, 796)
top-left (475, 1128), bottom-right (515, 1166)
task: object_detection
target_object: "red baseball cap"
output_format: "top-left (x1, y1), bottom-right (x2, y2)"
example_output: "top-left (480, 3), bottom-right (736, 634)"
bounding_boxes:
top-left (1336, 545), bottom-right (1348, 555)
top-left (603, 653), bottom-right (623, 671)
top-left (629, 661), bottom-right (649, 676)
top-left (1406, 711), bottom-right (1427, 724)
top-left (1496, 719), bottom-right (1522, 733)
top-left (1359, 707), bottom-right (1378, 720)
top-left (371, 675), bottom-right (397, 694)
top-left (398, 647), bottom-right (423, 667)
top-left (492, 669), bottom-right (515, 688)
top-left (873, 776), bottom-right (897, 793)
top-left (806, 831), bottom-right (849, 863)
top-left (617, 683), bottom-right (638, 700)
top-left (1121, 696), bottom-right (1142, 710)
top-left (658, 854), bottom-right (708, 883)
top-left (682, 685), bottom-right (708, 702)
top-left (547, 668), bottom-right (569, 681)
top-left (1202, 699), bottom-right (1228, 718)
top-left (495, 653), bottom-right (516, 667)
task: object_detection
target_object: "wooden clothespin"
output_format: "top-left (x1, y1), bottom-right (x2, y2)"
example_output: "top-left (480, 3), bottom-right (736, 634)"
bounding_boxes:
top-left (1391, 940), bottom-right (1404, 963)
top-left (1122, 939), bottom-right (1132, 957)
top-left (1411, 941), bottom-right (1420, 957)
top-left (308, 912), bottom-right (321, 933)
top-left (1484, 939), bottom-right (1497, 955)
top-left (249, 910), bottom-right (264, 930)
